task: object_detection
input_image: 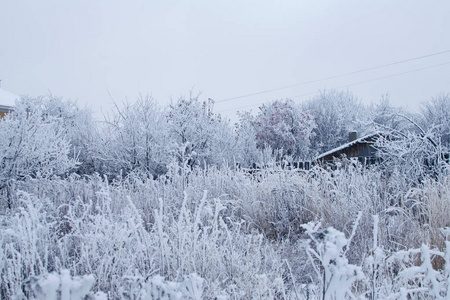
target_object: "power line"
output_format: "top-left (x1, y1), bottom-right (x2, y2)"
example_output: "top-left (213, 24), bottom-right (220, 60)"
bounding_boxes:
top-left (292, 61), bottom-right (450, 98)
top-left (215, 49), bottom-right (450, 104)
top-left (218, 60), bottom-right (450, 113)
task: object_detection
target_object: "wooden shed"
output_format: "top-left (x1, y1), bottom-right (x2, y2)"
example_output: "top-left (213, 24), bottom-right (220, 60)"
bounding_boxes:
top-left (315, 132), bottom-right (382, 164)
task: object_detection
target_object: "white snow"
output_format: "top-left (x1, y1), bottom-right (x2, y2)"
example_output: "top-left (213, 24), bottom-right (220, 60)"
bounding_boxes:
top-left (0, 88), bottom-right (19, 107)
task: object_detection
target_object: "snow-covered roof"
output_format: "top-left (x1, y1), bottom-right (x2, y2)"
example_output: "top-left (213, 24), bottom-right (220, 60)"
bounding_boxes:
top-left (0, 88), bottom-right (19, 108)
top-left (314, 133), bottom-right (380, 161)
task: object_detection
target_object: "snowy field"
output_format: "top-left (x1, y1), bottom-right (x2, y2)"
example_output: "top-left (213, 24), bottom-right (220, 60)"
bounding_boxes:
top-left (1, 91), bottom-right (449, 299)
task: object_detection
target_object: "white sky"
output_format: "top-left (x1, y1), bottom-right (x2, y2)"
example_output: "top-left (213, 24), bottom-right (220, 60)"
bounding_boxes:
top-left (1, 1), bottom-right (449, 121)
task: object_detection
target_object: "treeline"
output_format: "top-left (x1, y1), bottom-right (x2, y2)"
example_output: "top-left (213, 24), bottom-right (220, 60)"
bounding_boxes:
top-left (1, 90), bottom-right (449, 183)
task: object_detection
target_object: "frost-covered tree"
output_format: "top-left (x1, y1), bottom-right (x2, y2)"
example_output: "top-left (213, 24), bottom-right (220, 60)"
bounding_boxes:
top-left (372, 94), bottom-right (450, 188)
top-left (39, 96), bottom-right (98, 175)
top-left (0, 97), bottom-right (78, 207)
top-left (253, 99), bottom-right (316, 160)
top-left (100, 96), bottom-right (171, 177)
top-left (234, 111), bottom-right (262, 167)
top-left (167, 94), bottom-right (235, 168)
top-left (304, 90), bottom-right (369, 155)
top-left (420, 93), bottom-right (450, 148)
top-left (207, 116), bottom-right (237, 166)
top-left (375, 113), bottom-right (449, 188)
top-left (371, 94), bottom-right (407, 131)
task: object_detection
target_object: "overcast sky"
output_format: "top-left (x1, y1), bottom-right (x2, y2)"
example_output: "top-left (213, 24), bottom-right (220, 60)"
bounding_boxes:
top-left (1, 1), bottom-right (449, 120)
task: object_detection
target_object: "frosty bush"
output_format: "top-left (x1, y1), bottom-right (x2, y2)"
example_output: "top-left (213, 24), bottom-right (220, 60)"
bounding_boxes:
top-left (375, 126), bottom-right (449, 188)
top-left (119, 273), bottom-right (203, 300)
top-left (0, 191), bottom-right (69, 298)
top-left (22, 269), bottom-right (106, 300)
top-left (383, 244), bottom-right (450, 299)
top-left (302, 220), bottom-right (365, 299)
top-left (0, 97), bottom-right (77, 208)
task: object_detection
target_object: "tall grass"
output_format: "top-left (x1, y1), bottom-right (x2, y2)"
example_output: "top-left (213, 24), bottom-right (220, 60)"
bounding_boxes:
top-left (1, 164), bottom-right (450, 298)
